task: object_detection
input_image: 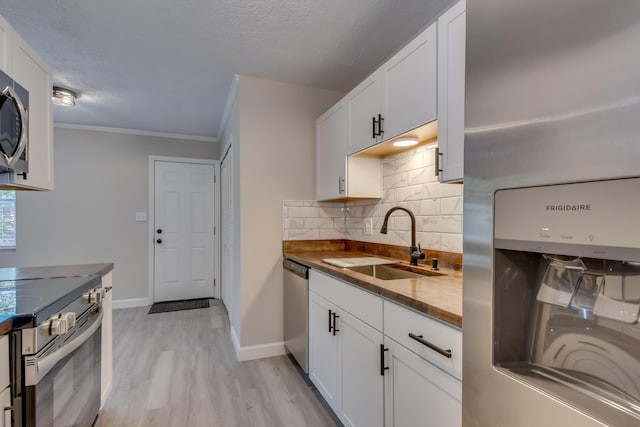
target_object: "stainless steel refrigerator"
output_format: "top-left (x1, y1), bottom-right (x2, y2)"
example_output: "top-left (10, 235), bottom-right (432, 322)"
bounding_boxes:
top-left (463, 0), bottom-right (640, 426)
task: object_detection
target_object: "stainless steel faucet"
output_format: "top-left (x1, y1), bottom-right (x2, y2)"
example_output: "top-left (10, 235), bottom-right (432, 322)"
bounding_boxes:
top-left (380, 206), bottom-right (425, 266)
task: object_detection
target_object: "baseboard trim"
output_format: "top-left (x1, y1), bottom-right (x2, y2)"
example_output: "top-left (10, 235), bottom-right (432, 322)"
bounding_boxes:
top-left (230, 325), bottom-right (241, 358)
top-left (239, 342), bottom-right (287, 361)
top-left (229, 325), bottom-right (286, 361)
top-left (112, 297), bottom-right (151, 309)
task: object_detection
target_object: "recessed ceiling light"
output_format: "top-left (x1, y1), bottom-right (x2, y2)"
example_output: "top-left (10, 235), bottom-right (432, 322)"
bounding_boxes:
top-left (52, 86), bottom-right (78, 107)
top-left (392, 137), bottom-right (419, 147)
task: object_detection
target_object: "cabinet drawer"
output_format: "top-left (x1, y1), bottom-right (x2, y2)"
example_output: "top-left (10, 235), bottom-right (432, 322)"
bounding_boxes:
top-left (309, 270), bottom-right (382, 331)
top-left (0, 335), bottom-right (8, 391)
top-left (384, 300), bottom-right (462, 379)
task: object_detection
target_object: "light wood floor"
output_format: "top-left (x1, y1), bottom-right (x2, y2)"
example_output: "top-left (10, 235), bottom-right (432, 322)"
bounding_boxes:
top-left (100, 300), bottom-right (339, 427)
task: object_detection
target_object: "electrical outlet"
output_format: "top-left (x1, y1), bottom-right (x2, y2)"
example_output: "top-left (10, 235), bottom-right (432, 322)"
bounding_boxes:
top-left (364, 218), bottom-right (373, 235)
top-left (135, 212), bottom-right (147, 222)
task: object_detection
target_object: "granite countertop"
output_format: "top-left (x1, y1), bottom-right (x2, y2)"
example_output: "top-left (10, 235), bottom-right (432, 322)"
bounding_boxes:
top-left (0, 263), bottom-right (114, 335)
top-left (284, 250), bottom-right (462, 328)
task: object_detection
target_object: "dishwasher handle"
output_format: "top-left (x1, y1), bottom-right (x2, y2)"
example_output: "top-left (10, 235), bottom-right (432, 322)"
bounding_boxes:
top-left (283, 259), bottom-right (309, 279)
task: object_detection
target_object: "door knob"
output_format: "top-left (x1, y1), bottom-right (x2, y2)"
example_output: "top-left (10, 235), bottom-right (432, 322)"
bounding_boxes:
top-left (156, 239), bottom-right (162, 244)
top-left (157, 229), bottom-right (162, 234)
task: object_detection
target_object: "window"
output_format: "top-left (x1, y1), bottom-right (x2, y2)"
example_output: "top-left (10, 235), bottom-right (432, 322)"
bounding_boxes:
top-left (0, 190), bottom-right (16, 249)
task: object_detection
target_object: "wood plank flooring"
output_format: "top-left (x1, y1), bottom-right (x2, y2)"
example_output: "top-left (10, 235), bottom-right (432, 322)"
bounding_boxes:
top-left (100, 300), bottom-right (339, 427)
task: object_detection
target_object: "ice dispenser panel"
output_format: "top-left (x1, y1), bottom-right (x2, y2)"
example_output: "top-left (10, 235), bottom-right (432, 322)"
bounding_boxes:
top-left (493, 178), bottom-right (640, 424)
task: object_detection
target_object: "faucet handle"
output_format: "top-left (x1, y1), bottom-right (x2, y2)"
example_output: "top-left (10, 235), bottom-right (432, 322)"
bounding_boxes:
top-left (417, 244), bottom-right (426, 260)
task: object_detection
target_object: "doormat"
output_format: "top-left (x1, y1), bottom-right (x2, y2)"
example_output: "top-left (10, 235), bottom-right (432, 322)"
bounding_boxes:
top-left (148, 298), bottom-right (210, 314)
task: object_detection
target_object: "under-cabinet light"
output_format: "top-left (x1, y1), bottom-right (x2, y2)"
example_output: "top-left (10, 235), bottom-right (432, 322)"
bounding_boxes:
top-left (392, 137), bottom-right (419, 147)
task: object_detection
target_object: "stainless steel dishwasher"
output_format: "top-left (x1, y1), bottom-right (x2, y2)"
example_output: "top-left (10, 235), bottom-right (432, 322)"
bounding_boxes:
top-left (283, 258), bottom-right (309, 373)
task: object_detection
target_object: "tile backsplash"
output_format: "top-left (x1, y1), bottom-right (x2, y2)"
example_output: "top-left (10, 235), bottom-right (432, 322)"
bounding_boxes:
top-left (283, 144), bottom-right (463, 253)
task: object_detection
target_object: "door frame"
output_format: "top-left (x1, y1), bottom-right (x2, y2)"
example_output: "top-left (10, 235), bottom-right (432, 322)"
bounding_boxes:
top-left (147, 155), bottom-right (221, 303)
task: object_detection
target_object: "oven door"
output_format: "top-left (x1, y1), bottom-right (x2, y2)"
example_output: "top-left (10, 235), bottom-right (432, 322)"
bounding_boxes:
top-left (23, 307), bottom-right (102, 427)
top-left (0, 71), bottom-right (28, 172)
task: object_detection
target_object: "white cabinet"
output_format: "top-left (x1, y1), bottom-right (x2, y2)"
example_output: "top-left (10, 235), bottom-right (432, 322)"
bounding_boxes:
top-left (383, 300), bottom-right (462, 427)
top-left (346, 22), bottom-right (438, 154)
top-left (437, 0), bottom-right (466, 183)
top-left (0, 336), bottom-right (8, 392)
top-left (101, 271), bottom-right (113, 409)
top-left (384, 299), bottom-right (462, 380)
top-left (309, 292), bottom-right (340, 410)
top-left (309, 271), bottom-right (462, 427)
top-left (0, 14), bottom-right (13, 74)
top-left (316, 99), bottom-right (348, 200)
top-left (0, 335), bottom-right (10, 427)
top-left (0, 387), bottom-right (10, 427)
top-left (338, 309), bottom-right (383, 427)
top-left (348, 71), bottom-right (384, 153)
top-left (382, 22), bottom-right (438, 141)
top-left (384, 338), bottom-right (462, 427)
top-left (308, 270), bottom-right (384, 427)
top-left (0, 13), bottom-right (54, 190)
top-left (316, 99), bottom-right (382, 201)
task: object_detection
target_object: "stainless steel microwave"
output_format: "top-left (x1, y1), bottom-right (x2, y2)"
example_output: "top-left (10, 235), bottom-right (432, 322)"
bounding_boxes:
top-left (0, 68), bottom-right (29, 177)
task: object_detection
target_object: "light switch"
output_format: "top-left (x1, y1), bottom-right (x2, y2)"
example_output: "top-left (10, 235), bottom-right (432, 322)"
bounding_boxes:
top-left (135, 212), bottom-right (147, 222)
top-left (364, 218), bottom-right (373, 235)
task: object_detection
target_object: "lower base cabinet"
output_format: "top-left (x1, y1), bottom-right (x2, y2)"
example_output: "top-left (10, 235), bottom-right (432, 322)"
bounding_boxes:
top-left (309, 269), bottom-right (462, 427)
top-left (309, 292), bottom-right (340, 410)
top-left (309, 291), bottom-right (384, 427)
top-left (383, 338), bottom-right (462, 427)
top-left (338, 308), bottom-right (383, 427)
top-left (0, 335), bottom-right (9, 427)
top-left (0, 386), bottom-right (10, 427)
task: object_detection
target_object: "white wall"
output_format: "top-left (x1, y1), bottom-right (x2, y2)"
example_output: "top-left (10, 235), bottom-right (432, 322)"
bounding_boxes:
top-left (219, 83), bottom-right (243, 345)
top-left (0, 127), bottom-right (217, 303)
top-left (229, 76), bottom-right (341, 355)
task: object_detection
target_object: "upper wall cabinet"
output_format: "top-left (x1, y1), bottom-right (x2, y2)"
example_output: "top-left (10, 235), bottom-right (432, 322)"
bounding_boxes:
top-left (348, 22), bottom-right (438, 155)
top-left (0, 13), bottom-right (54, 190)
top-left (317, 98), bottom-right (349, 200)
top-left (436, 0), bottom-right (466, 183)
top-left (348, 71), bottom-right (384, 154)
top-left (0, 15), bottom-right (13, 75)
top-left (382, 22), bottom-right (437, 142)
top-left (316, 98), bottom-right (382, 201)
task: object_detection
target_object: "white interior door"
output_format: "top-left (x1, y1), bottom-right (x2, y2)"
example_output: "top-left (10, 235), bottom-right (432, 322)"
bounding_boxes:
top-left (220, 148), bottom-right (233, 317)
top-left (154, 160), bottom-right (215, 302)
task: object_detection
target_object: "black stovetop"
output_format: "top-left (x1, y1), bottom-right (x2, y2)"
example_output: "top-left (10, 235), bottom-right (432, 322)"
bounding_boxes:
top-left (0, 274), bottom-right (102, 329)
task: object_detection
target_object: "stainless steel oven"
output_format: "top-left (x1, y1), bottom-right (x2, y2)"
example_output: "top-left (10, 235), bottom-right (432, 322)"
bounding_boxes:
top-left (23, 303), bottom-right (102, 427)
top-left (6, 275), bottom-right (104, 427)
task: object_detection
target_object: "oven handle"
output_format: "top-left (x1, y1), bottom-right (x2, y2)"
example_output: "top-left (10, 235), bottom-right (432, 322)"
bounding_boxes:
top-left (28, 310), bottom-right (103, 386)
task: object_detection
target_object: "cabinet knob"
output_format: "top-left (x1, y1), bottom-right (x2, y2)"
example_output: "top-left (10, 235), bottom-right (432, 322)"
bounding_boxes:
top-left (156, 238), bottom-right (162, 244)
top-left (157, 229), bottom-right (163, 234)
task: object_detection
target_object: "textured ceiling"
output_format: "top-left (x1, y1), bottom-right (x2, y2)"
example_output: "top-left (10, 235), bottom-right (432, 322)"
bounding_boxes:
top-left (0, 0), bottom-right (453, 140)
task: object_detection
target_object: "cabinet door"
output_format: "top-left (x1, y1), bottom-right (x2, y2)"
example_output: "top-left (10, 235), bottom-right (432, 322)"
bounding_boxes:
top-left (101, 285), bottom-right (113, 409)
top-left (316, 99), bottom-right (348, 200)
top-left (0, 336), bottom-right (8, 392)
top-left (349, 70), bottom-right (384, 153)
top-left (337, 310), bottom-right (384, 427)
top-left (383, 22), bottom-right (437, 140)
top-left (309, 292), bottom-right (340, 412)
top-left (0, 386), bottom-right (10, 427)
top-left (0, 14), bottom-right (13, 74)
top-left (384, 338), bottom-right (461, 427)
top-left (437, 0), bottom-right (466, 183)
top-left (12, 34), bottom-right (54, 190)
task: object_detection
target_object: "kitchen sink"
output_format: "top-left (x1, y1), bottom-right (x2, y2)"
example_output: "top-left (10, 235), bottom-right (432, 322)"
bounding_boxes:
top-left (346, 263), bottom-right (445, 280)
